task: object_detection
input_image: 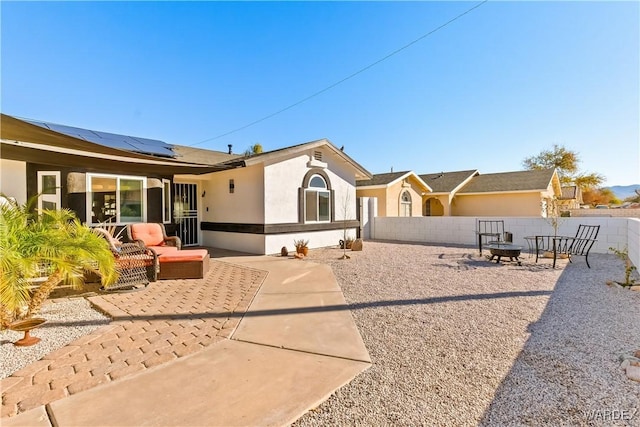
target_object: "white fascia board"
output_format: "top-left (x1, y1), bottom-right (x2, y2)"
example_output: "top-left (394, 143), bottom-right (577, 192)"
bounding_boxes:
top-left (243, 139), bottom-right (371, 179)
top-left (356, 184), bottom-right (389, 190)
top-left (457, 189), bottom-right (543, 196)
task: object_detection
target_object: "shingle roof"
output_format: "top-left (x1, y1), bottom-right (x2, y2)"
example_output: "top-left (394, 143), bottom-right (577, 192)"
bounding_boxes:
top-left (457, 169), bottom-right (556, 193)
top-left (356, 171), bottom-right (411, 187)
top-left (418, 170), bottom-right (478, 193)
top-left (172, 145), bottom-right (241, 165)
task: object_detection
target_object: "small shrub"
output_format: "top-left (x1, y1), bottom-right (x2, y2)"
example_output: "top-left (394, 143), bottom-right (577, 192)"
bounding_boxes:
top-left (609, 246), bottom-right (638, 287)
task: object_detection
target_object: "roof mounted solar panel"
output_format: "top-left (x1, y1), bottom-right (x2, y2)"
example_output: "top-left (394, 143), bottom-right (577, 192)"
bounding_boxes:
top-left (24, 119), bottom-right (176, 158)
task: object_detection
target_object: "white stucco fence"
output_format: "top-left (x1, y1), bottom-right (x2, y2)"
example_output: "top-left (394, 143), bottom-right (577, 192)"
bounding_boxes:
top-left (370, 215), bottom-right (640, 269)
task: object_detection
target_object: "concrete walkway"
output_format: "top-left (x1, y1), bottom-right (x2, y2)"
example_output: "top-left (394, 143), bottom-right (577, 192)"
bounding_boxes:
top-left (2, 256), bottom-right (370, 426)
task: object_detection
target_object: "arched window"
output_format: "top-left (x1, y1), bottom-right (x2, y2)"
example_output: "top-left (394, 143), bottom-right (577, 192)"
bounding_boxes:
top-left (305, 174), bottom-right (331, 222)
top-left (400, 190), bottom-right (412, 217)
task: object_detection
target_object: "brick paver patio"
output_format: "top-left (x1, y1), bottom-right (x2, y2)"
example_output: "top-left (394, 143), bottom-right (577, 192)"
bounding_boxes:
top-left (1, 260), bottom-right (267, 418)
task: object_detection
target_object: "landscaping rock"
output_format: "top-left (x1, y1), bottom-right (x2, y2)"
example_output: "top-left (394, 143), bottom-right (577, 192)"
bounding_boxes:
top-left (281, 246), bottom-right (288, 257)
top-left (351, 239), bottom-right (363, 251)
top-left (626, 365), bottom-right (640, 382)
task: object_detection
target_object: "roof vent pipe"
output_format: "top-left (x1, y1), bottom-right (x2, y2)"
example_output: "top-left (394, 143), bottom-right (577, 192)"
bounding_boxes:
top-left (228, 144), bottom-right (232, 154)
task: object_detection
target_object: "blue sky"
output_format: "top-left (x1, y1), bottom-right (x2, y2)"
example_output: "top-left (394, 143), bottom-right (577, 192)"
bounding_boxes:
top-left (2, 1), bottom-right (638, 185)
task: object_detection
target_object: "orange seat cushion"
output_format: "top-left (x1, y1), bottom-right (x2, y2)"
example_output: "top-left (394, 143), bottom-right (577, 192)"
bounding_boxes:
top-left (151, 246), bottom-right (179, 256)
top-left (158, 249), bottom-right (208, 263)
top-left (130, 223), bottom-right (165, 247)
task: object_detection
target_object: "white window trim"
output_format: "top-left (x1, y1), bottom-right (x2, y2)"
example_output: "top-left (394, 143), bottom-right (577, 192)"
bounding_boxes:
top-left (162, 179), bottom-right (171, 224)
top-left (37, 171), bottom-right (61, 212)
top-left (86, 173), bottom-right (147, 225)
top-left (304, 174), bottom-right (331, 223)
top-left (400, 190), bottom-right (412, 217)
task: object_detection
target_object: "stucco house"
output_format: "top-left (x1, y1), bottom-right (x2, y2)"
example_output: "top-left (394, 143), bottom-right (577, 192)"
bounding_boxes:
top-left (558, 185), bottom-right (583, 211)
top-left (355, 171), bottom-right (431, 217)
top-left (419, 169), bottom-right (479, 216)
top-left (0, 114), bottom-right (371, 254)
top-left (173, 140), bottom-right (371, 254)
top-left (452, 169), bottom-right (562, 217)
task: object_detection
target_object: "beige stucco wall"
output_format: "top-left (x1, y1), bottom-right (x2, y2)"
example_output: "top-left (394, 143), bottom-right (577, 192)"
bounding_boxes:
top-left (357, 176), bottom-right (425, 217)
top-left (197, 165), bottom-right (265, 224)
top-left (0, 159), bottom-right (27, 204)
top-left (452, 192), bottom-right (545, 216)
top-left (423, 195), bottom-right (448, 216)
top-left (386, 179), bottom-right (424, 217)
top-left (356, 188), bottom-right (387, 217)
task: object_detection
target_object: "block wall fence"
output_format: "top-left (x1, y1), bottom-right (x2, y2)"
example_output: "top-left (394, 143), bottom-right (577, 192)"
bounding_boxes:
top-left (359, 197), bottom-right (640, 270)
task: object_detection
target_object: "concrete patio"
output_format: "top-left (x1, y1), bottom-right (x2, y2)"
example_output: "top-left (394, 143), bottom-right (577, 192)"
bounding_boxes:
top-left (1, 253), bottom-right (371, 426)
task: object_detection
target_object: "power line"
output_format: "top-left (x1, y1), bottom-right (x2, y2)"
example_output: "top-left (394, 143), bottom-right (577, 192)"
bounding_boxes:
top-left (190, 0), bottom-right (489, 147)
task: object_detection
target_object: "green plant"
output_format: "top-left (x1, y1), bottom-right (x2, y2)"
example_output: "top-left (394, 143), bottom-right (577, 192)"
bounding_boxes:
top-left (609, 246), bottom-right (638, 287)
top-left (0, 196), bottom-right (117, 329)
top-left (293, 239), bottom-right (309, 250)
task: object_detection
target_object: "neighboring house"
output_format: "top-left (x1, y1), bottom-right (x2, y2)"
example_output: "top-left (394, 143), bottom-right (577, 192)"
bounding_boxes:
top-left (0, 114), bottom-right (371, 254)
top-left (419, 169), bottom-right (479, 216)
top-left (558, 185), bottom-right (583, 211)
top-left (453, 169), bottom-right (562, 217)
top-left (355, 171), bottom-right (431, 217)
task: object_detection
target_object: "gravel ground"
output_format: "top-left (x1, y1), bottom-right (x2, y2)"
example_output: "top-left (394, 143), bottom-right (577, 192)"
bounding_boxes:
top-left (295, 241), bottom-right (640, 427)
top-left (0, 298), bottom-right (110, 379)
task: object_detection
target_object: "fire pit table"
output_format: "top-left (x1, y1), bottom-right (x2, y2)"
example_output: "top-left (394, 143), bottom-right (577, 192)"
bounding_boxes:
top-left (485, 243), bottom-right (523, 266)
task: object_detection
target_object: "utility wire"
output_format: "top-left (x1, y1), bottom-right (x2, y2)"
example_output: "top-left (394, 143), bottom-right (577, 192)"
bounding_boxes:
top-left (191, 0), bottom-right (489, 146)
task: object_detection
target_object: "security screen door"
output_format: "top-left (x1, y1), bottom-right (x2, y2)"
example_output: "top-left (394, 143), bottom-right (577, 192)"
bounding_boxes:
top-left (173, 183), bottom-right (199, 246)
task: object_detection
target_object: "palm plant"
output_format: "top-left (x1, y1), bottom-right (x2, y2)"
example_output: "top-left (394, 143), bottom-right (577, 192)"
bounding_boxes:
top-left (0, 197), bottom-right (117, 329)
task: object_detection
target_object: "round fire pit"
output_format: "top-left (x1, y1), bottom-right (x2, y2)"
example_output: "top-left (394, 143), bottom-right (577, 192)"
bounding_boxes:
top-left (486, 244), bottom-right (523, 266)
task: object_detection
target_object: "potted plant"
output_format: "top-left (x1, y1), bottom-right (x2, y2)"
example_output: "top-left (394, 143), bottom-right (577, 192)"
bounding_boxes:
top-left (0, 196), bottom-right (117, 331)
top-left (339, 236), bottom-right (355, 250)
top-left (293, 238), bottom-right (309, 256)
top-left (608, 246), bottom-right (638, 288)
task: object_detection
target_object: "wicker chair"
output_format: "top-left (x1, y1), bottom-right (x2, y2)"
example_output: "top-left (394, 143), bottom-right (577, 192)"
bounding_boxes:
top-left (93, 228), bottom-right (157, 290)
top-left (127, 223), bottom-right (182, 254)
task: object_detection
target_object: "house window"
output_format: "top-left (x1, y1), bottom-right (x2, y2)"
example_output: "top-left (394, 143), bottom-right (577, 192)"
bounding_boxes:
top-left (305, 175), bottom-right (330, 222)
top-left (87, 174), bottom-right (145, 225)
top-left (162, 179), bottom-right (171, 223)
top-left (400, 190), bottom-right (412, 217)
top-left (37, 171), bottom-right (61, 211)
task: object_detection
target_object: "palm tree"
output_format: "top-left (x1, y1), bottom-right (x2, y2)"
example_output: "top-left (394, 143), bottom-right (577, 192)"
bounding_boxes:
top-left (244, 143), bottom-right (263, 157)
top-left (0, 197), bottom-right (116, 329)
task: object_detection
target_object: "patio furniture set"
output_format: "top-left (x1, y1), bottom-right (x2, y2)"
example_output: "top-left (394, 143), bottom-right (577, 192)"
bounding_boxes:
top-left (477, 220), bottom-right (600, 268)
top-left (94, 223), bottom-right (210, 291)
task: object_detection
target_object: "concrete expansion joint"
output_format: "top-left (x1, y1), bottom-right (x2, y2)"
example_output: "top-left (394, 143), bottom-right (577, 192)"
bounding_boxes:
top-left (232, 338), bottom-right (372, 365)
top-left (259, 290), bottom-right (343, 295)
